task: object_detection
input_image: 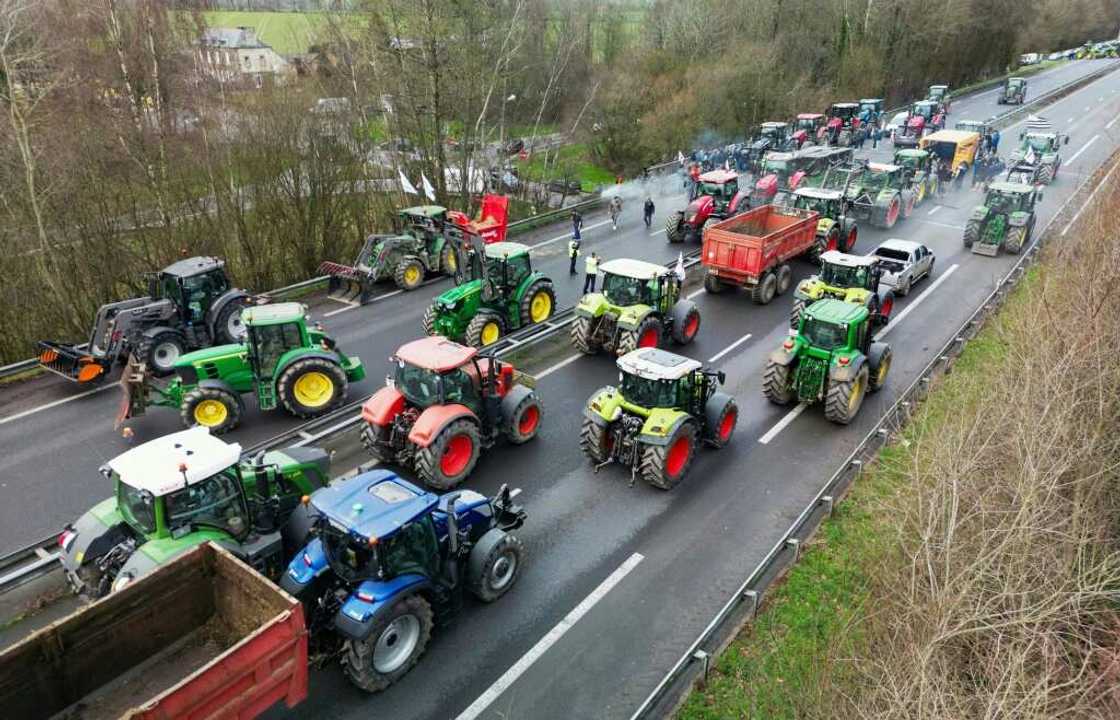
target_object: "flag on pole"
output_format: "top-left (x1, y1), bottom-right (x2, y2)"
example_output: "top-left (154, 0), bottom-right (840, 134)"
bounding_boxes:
top-left (677, 151), bottom-right (686, 166)
top-left (421, 173), bottom-right (436, 202)
top-left (674, 252), bottom-right (686, 281)
top-left (399, 169), bottom-right (418, 195)
top-left (1024, 146), bottom-right (1037, 165)
top-left (1026, 115), bottom-right (1052, 131)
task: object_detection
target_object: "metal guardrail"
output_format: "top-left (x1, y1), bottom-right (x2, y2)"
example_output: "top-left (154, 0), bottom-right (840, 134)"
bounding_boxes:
top-left (627, 82), bottom-right (1120, 720)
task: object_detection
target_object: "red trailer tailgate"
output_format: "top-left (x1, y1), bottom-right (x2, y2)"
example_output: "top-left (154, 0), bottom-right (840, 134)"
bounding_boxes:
top-left (703, 205), bottom-right (818, 284)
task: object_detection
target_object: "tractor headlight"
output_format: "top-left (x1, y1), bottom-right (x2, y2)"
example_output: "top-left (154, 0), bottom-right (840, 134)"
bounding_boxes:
top-left (112, 572), bottom-right (135, 593)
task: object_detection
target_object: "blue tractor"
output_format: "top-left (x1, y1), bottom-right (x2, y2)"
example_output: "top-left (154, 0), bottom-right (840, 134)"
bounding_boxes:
top-left (281, 468), bottom-right (526, 692)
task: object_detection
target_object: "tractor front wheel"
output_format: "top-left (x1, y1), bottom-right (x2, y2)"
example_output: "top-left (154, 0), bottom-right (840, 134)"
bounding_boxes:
top-left (278, 358), bottom-right (348, 418)
top-left (641, 422), bottom-right (698, 490)
top-left (415, 418), bottom-right (481, 489)
top-left (421, 303), bottom-right (438, 336)
top-left (704, 394), bottom-right (738, 449)
top-left (868, 343), bottom-right (892, 392)
top-left (181, 387), bottom-right (241, 434)
top-left (468, 530), bottom-right (525, 602)
top-left (342, 594), bottom-right (433, 693)
top-left (843, 225), bottom-right (858, 252)
top-left (1005, 226), bottom-right (1026, 255)
top-left (570, 316), bottom-right (601, 354)
top-left (670, 301), bottom-right (701, 345)
top-left (824, 366), bottom-right (869, 425)
top-left (440, 243), bottom-right (458, 276)
top-left (963, 220), bottom-right (980, 249)
top-left (789, 299), bottom-right (807, 330)
top-left (393, 256), bottom-right (425, 291)
top-left (519, 280), bottom-right (556, 326)
top-left (580, 415), bottom-right (613, 463)
top-left (465, 311), bottom-right (506, 347)
top-left (762, 361), bottom-right (796, 405)
top-left (617, 315), bottom-right (662, 355)
top-left (138, 330), bottom-right (187, 377)
top-left (504, 391), bottom-right (543, 444)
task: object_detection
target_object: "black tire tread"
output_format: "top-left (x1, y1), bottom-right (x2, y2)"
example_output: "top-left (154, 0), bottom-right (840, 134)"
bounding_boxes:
top-left (640, 423), bottom-right (697, 490)
top-left (762, 361), bottom-right (795, 405)
top-left (414, 418), bottom-right (480, 489)
top-left (341, 594), bottom-right (433, 693)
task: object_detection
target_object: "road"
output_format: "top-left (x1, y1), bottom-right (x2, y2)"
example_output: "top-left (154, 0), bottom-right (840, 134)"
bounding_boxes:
top-left (1, 57), bottom-right (1118, 719)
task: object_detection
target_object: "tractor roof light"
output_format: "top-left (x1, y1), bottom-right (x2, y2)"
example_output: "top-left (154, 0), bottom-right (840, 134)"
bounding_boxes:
top-left (783, 339), bottom-right (795, 350)
top-left (838, 356), bottom-right (850, 365)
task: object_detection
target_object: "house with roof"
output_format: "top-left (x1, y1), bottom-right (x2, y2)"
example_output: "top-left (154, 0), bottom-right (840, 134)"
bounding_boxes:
top-left (196, 26), bottom-right (290, 86)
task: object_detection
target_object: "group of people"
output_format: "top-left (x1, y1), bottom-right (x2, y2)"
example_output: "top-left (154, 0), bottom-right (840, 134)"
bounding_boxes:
top-left (566, 195), bottom-right (659, 292)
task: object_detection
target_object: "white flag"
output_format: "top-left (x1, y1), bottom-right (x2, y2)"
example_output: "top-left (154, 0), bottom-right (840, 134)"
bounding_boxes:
top-left (674, 252), bottom-right (686, 281)
top-left (677, 151), bottom-right (686, 166)
top-left (399, 169), bottom-right (418, 195)
top-left (1024, 146), bottom-right (1036, 165)
top-left (421, 173), bottom-right (436, 202)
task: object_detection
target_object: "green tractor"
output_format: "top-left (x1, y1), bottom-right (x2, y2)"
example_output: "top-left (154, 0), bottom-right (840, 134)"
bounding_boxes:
top-left (1008, 131), bottom-right (1068, 185)
top-left (422, 240), bottom-right (556, 347)
top-left (998, 77), bottom-right (1027, 105)
top-left (789, 251), bottom-right (894, 329)
top-left (580, 347), bottom-right (738, 489)
top-left (892, 148), bottom-right (940, 204)
top-left (118, 302), bottom-right (366, 434)
top-left (58, 426), bottom-right (331, 598)
top-left (788, 187), bottom-right (859, 260)
top-left (963, 182), bottom-right (1041, 257)
top-left (570, 258), bottom-right (701, 356)
top-left (763, 298), bottom-right (892, 425)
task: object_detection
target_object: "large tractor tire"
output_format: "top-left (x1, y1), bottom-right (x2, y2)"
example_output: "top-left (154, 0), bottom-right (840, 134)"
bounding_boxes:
top-left (704, 393), bottom-right (738, 449)
top-left (842, 225), bottom-right (858, 253)
top-left (570, 316), bottom-right (601, 354)
top-left (519, 280), bottom-right (556, 327)
top-left (963, 220), bottom-right (980, 249)
top-left (440, 243), bottom-right (458, 276)
top-left (868, 343), bottom-right (892, 392)
top-left (579, 414), bottom-right (613, 463)
top-left (901, 191), bottom-right (916, 219)
top-left (882, 195), bottom-right (901, 229)
top-left (421, 303), bottom-right (439, 336)
top-left (503, 390), bottom-right (543, 444)
top-left (465, 311), bottom-right (506, 347)
top-left (394, 255), bottom-right (425, 291)
top-left (640, 422), bottom-right (698, 490)
top-left (1038, 164), bottom-right (1055, 185)
top-left (762, 361), bottom-right (795, 405)
top-left (617, 315), bottom-right (662, 355)
top-left (669, 301), bottom-right (701, 345)
top-left (468, 529), bottom-right (525, 602)
top-left (665, 212), bottom-right (686, 243)
top-left (871, 289), bottom-right (895, 326)
top-left (342, 593), bottom-right (433, 693)
top-left (214, 297), bottom-right (251, 344)
top-left (180, 386), bottom-right (241, 434)
top-left (824, 365), bottom-right (869, 425)
top-left (278, 357), bottom-right (348, 419)
top-left (703, 272), bottom-right (725, 294)
top-left (415, 418), bottom-right (481, 489)
top-left (1005, 226), bottom-right (1026, 255)
top-left (750, 271), bottom-right (778, 305)
top-left (138, 330), bottom-right (187, 377)
top-left (789, 299), bottom-right (807, 330)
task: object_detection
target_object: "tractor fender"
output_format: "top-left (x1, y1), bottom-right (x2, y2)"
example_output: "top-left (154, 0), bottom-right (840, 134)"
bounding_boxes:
top-left (206, 289), bottom-right (252, 331)
top-left (794, 278), bottom-right (824, 301)
top-left (59, 506), bottom-right (126, 575)
top-left (638, 408), bottom-right (690, 446)
top-left (575, 292), bottom-right (610, 319)
top-left (704, 392), bottom-right (736, 433)
top-left (754, 174), bottom-right (778, 196)
top-left (867, 342), bottom-right (891, 375)
top-left (361, 386), bottom-right (406, 428)
top-left (816, 217), bottom-right (837, 238)
top-left (583, 386), bottom-right (622, 427)
top-left (687, 195), bottom-right (714, 226)
top-left (616, 304), bottom-right (655, 331)
top-left (728, 191), bottom-right (749, 214)
top-left (969, 205), bottom-right (990, 222)
top-left (1008, 211), bottom-right (1031, 228)
top-left (501, 384), bottom-right (537, 423)
top-left (829, 354), bottom-right (867, 382)
top-left (197, 379), bottom-right (245, 410)
top-left (273, 350), bottom-right (343, 386)
top-left (408, 404), bottom-right (477, 448)
top-left (281, 537), bottom-right (329, 591)
top-left (468, 528), bottom-right (514, 588)
top-left (769, 341), bottom-right (800, 366)
top-left (139, 324), bottom-right (182, 342)
top-left (789, 170), bottom-right (807, 189)
top-left (333, 574), bottom-right (434, 641)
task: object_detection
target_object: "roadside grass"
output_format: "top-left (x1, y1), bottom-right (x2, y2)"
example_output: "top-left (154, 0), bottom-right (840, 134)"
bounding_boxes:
top-left (517, 143), bottom-right (615, 193)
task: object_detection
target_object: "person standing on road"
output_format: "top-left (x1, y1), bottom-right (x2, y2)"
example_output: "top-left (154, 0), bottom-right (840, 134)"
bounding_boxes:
top-left (990, 129), bottom-right (1001, 153)
top-left (583, 252), bottom-right (600, 293)
top-left (568, 238), bottom-right (581, 275)
top-left (643, 197), bottom-right (655, 228)
top-left (609, 196), bottom-right (623, 231)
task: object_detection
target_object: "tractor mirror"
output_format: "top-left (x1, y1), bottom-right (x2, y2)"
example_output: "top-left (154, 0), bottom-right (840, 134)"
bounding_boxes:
top-left (1019, 132), bottom-right (1024, 140)
top-left (718, 371), bottom-right (726, 384)
top-left (1064, 135), bottom-right (1070, 145)
top-left (146, 275), bottom-right (159, 300)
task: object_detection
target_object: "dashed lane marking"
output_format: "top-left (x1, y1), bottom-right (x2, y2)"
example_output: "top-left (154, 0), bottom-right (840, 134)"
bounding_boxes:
top-left (709, 334), bottom-right (752, 363)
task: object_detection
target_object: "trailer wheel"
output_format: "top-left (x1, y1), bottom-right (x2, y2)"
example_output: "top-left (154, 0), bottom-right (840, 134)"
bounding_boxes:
top-left (342, 594), bottom-right (433, 693)
top-left (640, 422), bottom-right (697, 490)
top-left (422, 303), bottom-right (438, 336)
top-left (750, 272), bottom-right (777, 305)
top-left (579, 415), bottom-right (613, 463)
top-left (278, 357), bottom-right (348, 418)
top-left (570, 316), bottom-right (601, 354)
top-left (394, 255), bottom-right (425, 291)
top-left (824, 365), bottom-right (869, 425)
top-left (181, 386), bottom-right (241, 434)
top-left (468, 530), bottom-right (525, 602)
top-left (415, 418), bottom-right (480, 489)
top-left (703, 272), bottom-right (725, 294)
top-left (138, 330), bottom-right (187, 377)
top-left (775, 264), bottom-right (793, 295)
top-left (762, 361), bottom-right (795, 406)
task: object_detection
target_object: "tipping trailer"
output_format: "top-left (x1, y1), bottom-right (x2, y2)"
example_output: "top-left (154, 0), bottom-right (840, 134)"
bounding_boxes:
top-left (701, 205), bottom-right (820, 304)
top-left (0, 544), bottom-right (308, 720)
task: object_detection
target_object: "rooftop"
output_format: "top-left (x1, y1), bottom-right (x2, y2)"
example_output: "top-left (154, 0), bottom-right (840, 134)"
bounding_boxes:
top-left (797, 112), bottom-right (824, 119)
top-left (699, 169), bottom-right (738, 183)
top-left (804, 298), bottom-right (868, 325)
top-left (761, 121), bottom-right (789, 129)
top-left (162, 256), bottom-right (224, 278)
top-left (832, 102), bottom-right (859, 108)
top-left (922, 129), bottom-right (980, 143)
top-left (988, 181), bottom-right (1035, 194)
top-left (819, 251), bottom-right (879, 267)
top-left (874, 238), bottom-right (923, 253)
top-left (396, 336), bottom-right (477, 372)
top-left (867, 162), bottom-right (900, 173)
top-left (484, 241), bottom-right (529, 259)
top-left (310, 469), bottom-right (438, 541)
top-left (108, 427), bottom-right (242, 497)
top-left (794, 186), bottom-right (842, 200)
top-left (617, 348), bottom-right (702, 381)
top-left (401, 205), bottom-right (448, 218)
top-left (893, 148), bottom-right (928, 157)
top-left (599, 258), bottom-right (668, 281)
top-left (242, 302), bottom-right (305, 326)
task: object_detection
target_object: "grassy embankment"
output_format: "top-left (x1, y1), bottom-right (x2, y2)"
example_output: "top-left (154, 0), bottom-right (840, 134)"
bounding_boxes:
top-left (679, 161), bottom-right (1120, 719)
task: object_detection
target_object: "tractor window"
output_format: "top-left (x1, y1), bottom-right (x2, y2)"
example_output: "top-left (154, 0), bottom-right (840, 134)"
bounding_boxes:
top-left (160, 275), bottom-right (183, 305)
top-left (602, 273), bottom-right (650, 306)
top-left (381, 517), bottom-right (439, 579)
top-left (441, 368), bottom-right (480, 407)
top-left (504, 254), bottom-right (531, 285)
top-left (1025, 136), bottom-right (1052, 152)
top-left (251, 323), bottom-right (304, 377)
top-left (697, 182), bottom-right (724, 197)
top-left (802, 318), bottom-right (848, 350)
top-left (164, 469), bottom-right (248, 538)
top-left (820, 263), bottom-right (868, 289)
top-left (118, 479), bottom-right (157, 534)
top-left (181, 271), bottom-right (228, 321)
top-left (395, 362), bottom-right (443, 408)
top-left (620, 373), bottom-right (679, 408)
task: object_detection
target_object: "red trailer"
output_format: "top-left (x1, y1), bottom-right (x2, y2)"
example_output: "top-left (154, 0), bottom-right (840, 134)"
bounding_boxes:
top-left (702, 205), bottom-right (819, 304)
top-left (0, 543), bottom-right (308, 720)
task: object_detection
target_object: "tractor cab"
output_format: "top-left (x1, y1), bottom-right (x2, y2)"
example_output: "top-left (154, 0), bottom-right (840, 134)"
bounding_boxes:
top-left (827, 103), bottom-right (860, 128)
top-left (910, 100), bottom-right (942, 127)
top-left (243, 304), bottom-right (321, 399)
top-left (1002, 77), bottom-right (1026, 103)
top-left (858, 99), bottom-right (884, 126)
top-left (794, 113), bottom-right (826, 144)
top-left (817, 251), bottom-right (882, 293)
top-left (954, 119), bottom-right (991, 136)
top-left (1017, 131), bottom-right (1066, 154)
top-left (395, 205), bottom-right (448, 236)
top-left (794, 299), bottom-right (872, 359)
top-left (691, 169), bottom-right (741, 206)
top-left (599, 258), bottom-right (681, 312)
top-left (893, 148), bottom-right (933, 173)
top-left (927, 84), bottom-right (950, 112)
top-left (792, 187), bottom-right (846, 219)
top-left (615, 347), bottom-right (716, 413)
top-left (148, 258), bottom-right (236, 332)
top-left (460, 241), bottom-right (533, 297)
top-left (385, 336), bottom-right (512, 419)
top-left (752, 152), bottom-right (809, 204)
top-left (759, 121), bottom-right (791, 145)
top-left (863, 162), bottom-right (907, 191)
top-left (983, 182), bottom-right (1039, 215)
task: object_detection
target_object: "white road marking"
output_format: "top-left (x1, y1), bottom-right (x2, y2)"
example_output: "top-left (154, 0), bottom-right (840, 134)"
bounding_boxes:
top-left (455, 553), bottom-right (645, 720)
top-left (323, 288), bottom-right (403, 317)
top-left (325, 295), bottom-right (359, 307)
top-left (878, 263), bottom-right (960, 338)
top-left (531, 220), bottom-right (611, 251)
top-left (758, 403), bottom-right (807, 445)
top-left (649, 228), bottom-right (666, 236)
top-left (686, 287), bottom-right (706, 300)
top-left (927, 205), bottom-right (942, 215)
top-left (1107, 114), bottom-right (1120, 130)
top-left (708, 333), bottom-right (752, 363)
top-left (919, 219), bottom-right (965, 230)
top-left (537, 353), bottom-right (582, 379)
top-left (1061, 154), bottom-right (1120, 235)
top-left (0, 384), bottom-right (116, 426)
top-left (1066, 134), bottom-right (1099, 165)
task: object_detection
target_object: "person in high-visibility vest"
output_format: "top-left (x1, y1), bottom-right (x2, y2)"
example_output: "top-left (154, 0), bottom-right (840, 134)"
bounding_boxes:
top-left (583, 252), bottom-right (600, 293)
top-left (568, 238), bottom-right (581, 275)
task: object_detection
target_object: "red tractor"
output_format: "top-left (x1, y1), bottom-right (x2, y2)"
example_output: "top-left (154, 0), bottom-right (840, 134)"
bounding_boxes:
top-left (360, 336), bottom-right (543, 489)
top-left (825, 103), bottom-right (863, 146)
top-left (793, 113), bottom-right (827, 147)
top-left (666, 169), bottom-right (749, 243)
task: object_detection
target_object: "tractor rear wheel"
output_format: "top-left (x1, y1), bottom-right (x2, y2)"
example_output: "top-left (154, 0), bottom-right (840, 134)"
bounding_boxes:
top-left (465, 311), bottom-right (506, 347)
top-left (665, 212), bottom-right (685, 243)
top-left (617, 315), bottom-right (662, 355)
top-left (843, 225), bottom-right (858, 252)
top-left (504, 391), bottom-right (543, 444)
top-left (641, 422), bottom-right (698, 490)
top-left (394, 255), bottom-right (425, 291)
top-left (214, 297), bottom-right (251, 344)
top-left (468, 530), bottom-right (525, 602)
top-left (342, 593), bottom-right (433, 693)
top-left (824, 366), bottom-right (869, 425)
top-left (519, 280), bottom-right (556, 326)
top-left (789, 299), bottom-right (807, 330)
top-left (278, 357), bottom-right (348, 418)
top-left (762, 361), bottom-right (795, 405)
top-left (1005, 226), bottom-right (1026, 254)
top-left (138, 330), bottom-right (187, 377)
top-left (703, 272), bottom-right (725, 294)
top-left (570, 316), bottom-right (601, 354)
top-left (963, 220), bottom-right (980, 249)
top-left (750, 271), bottom-right (777, 305)
top-left (421, 303), bottom-right (438, 336)
top-left (415, 418), bottom-right (481, 489)
top-left (579, 415), bottom-right (613, 463)
top-left (180, 386), bottom-right (241, 434)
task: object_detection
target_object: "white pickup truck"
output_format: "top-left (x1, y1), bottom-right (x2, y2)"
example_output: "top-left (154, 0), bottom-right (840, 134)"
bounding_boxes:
top-left (869, 239), bottom-right (935, 296)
